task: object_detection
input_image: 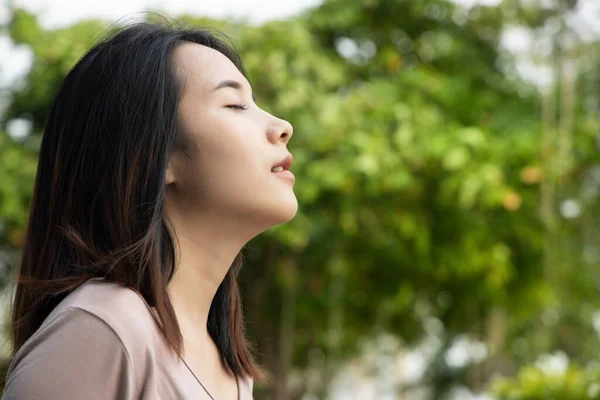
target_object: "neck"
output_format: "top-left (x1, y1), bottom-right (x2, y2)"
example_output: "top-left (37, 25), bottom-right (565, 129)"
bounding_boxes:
top-left (165, 212), bottom-right (254, 353)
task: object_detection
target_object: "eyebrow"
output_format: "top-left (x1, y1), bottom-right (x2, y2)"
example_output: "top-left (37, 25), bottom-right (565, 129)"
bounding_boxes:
top-left (212, 79), bottom-right (256, 101)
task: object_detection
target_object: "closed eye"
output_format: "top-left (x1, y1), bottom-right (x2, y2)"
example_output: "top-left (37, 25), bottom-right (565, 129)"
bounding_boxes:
top-left (226, 104), bottom-right (249, 111)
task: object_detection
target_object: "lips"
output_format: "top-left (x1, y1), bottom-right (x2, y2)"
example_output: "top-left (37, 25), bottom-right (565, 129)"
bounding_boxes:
top-left (271, 153), bottom-right (295, 182)
top-left (271, 153), bottom-right (293, 172)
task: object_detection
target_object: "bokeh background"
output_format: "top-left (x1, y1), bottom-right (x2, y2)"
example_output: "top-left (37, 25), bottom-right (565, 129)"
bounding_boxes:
top-left (0, 0), bottom-right (600, 399)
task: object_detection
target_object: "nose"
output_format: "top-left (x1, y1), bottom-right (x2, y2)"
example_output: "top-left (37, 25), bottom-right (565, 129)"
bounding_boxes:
top-left (267, 116), bottom-right (293, 145)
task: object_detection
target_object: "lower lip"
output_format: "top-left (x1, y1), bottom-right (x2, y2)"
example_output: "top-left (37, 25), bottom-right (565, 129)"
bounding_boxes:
top-left (272, 170), bottom-right (295, 182)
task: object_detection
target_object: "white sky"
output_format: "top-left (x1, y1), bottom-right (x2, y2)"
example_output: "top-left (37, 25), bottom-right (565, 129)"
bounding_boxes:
top-left (0, 0), bottom-right (599, 94)
top-left (10, 0), bottom-right (322, 28)
top-left (0, 0), bottom-right (322, 87)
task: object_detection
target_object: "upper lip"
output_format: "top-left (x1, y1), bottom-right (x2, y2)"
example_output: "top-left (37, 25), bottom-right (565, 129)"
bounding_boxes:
top-left (272, 153), bottom-right (293, 171)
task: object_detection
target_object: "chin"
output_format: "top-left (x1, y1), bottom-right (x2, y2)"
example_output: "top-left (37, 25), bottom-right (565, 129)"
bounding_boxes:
top-left (282, 199), bottom-right (299, 222)
top-left (264, 194), bottom-right (298, 227)
top-left (274, 197), bottom-right (299, 224)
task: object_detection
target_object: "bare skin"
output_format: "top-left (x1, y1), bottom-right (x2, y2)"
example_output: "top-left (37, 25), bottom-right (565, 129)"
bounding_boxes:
top-left (164, 42), bottom-right (296, 398)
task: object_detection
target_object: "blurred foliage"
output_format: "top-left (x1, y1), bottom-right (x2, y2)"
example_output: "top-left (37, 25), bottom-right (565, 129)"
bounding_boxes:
top-left (492, 363), bottom-right (600, 400)
top-left (0, 0), bottom-right (599, 399)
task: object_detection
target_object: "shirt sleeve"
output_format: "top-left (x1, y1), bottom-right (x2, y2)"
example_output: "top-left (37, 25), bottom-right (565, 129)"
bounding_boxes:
top-left (2, 307), bottom-right (134, 400)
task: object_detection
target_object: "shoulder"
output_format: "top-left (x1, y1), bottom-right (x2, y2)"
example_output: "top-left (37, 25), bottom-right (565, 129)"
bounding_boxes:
top-left (4, 279), bottom-right (165, 399)
top-left (53, 278), bottom-right (165, 356)
top-left (57, 278), bottom-right (153, 324)
top-left (58, 279), bottom-right (156, 325)
top-left (5, 306), bottom-right (135, 399)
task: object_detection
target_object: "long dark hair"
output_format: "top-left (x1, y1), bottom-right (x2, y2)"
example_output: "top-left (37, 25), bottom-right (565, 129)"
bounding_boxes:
top-left (10, 20), bottom-right (262, 380)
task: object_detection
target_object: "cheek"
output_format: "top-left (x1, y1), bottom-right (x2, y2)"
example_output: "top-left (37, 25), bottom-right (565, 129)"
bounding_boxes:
top-left (186, 131), bottom-right (267, 193)
top-left (205, 114), bottom-right (266, 172)
top-left (203, 129), bottom-right (263, 172)
top-left (177, 108), bottom-right (270, 195)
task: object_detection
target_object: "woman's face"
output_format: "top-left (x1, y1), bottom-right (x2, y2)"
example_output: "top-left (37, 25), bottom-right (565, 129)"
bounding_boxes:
top-left (165, 42), bottom-right (297, 232)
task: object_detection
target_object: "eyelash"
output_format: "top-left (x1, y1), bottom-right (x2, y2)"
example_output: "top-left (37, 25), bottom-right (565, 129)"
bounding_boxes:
top-left (226, 104), bottom-right (249, 111)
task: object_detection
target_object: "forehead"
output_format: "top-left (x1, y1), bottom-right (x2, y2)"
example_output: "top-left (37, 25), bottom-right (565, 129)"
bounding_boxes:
top-left (171, 42), bottom-right (246, 94)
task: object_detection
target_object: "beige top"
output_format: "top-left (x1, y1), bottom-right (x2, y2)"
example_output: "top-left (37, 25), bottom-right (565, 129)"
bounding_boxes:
top-left (2, 278), bottom-right (254, 400)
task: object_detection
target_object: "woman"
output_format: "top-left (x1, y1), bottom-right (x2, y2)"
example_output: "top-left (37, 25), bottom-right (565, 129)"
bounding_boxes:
top-left (2, 19), bottom-right (296, 400)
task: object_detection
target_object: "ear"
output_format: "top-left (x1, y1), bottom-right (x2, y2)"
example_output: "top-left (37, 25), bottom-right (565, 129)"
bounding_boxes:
top-left (165, 158), bottom-right (177, 185)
